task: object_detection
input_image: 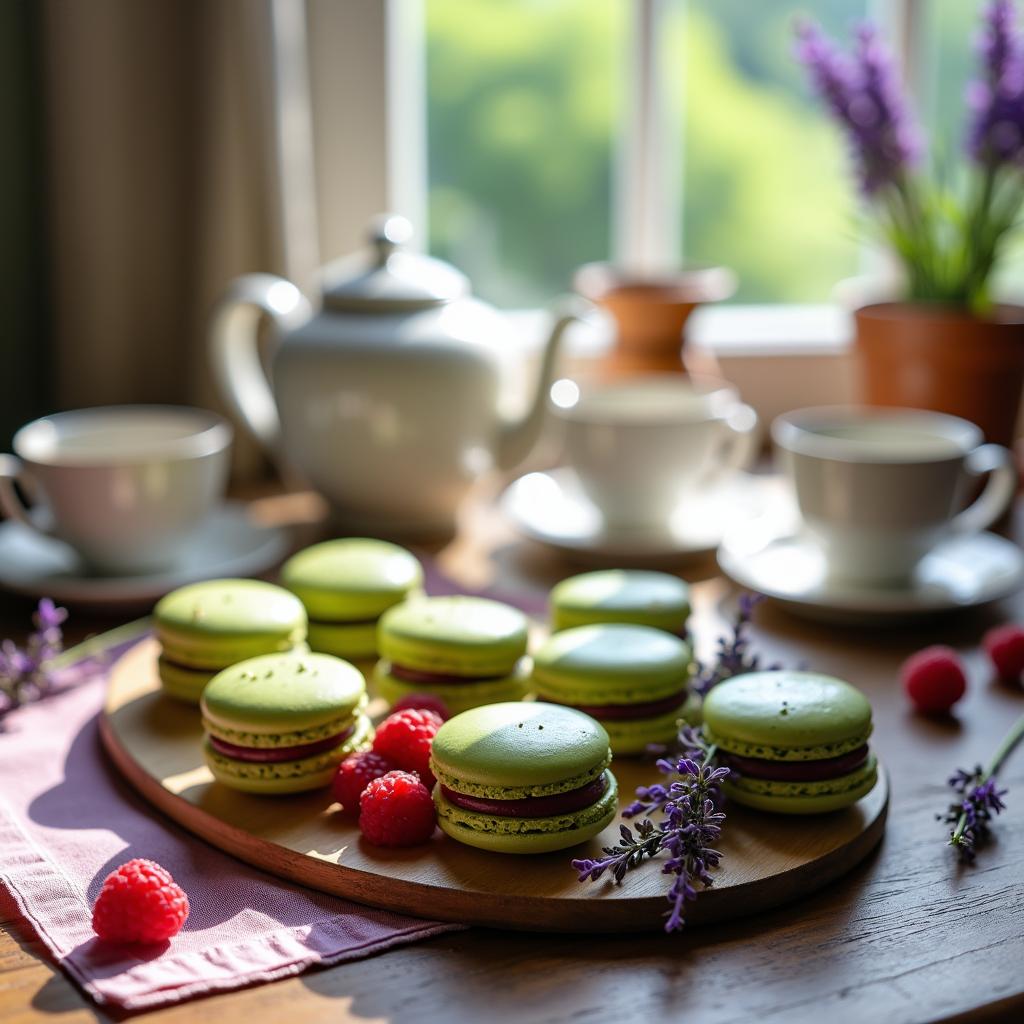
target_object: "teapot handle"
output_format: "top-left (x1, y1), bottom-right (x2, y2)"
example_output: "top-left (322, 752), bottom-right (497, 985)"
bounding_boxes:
top-left (208, 274), bottom-right (312, 457)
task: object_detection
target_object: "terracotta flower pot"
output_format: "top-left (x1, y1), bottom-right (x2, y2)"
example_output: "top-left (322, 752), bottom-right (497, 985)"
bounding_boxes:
top-left (574, 263), bottom-right (736, 379)
top-left (855, 302), bottom-right (1024, 446)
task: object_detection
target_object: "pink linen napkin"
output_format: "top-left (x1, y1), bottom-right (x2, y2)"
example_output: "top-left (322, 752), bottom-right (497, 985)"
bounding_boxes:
top-left (0, 634), bottom-right (463, 1011)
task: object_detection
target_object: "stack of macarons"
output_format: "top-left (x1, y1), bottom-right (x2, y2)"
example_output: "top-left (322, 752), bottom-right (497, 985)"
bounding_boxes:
top-left (201, 651), bottom-right (372, 794)
top-left (530, 623), bottom-right (695, 754)
top-left (702, 670), bottom-right (878, 814)
top-left (155, 579), bottom-right (308, 703)
top-left (281, 538), bottom-right (423, 661)
top-left (375, 596), bottom-right (529, 715)
top-left (550, 570), bottom-right (690, 637)
top-left (431, 702), bottom-right (618, 853)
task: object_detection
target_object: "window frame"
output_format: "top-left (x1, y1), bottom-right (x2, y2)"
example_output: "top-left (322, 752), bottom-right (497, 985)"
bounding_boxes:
top-left (305, 0), bottom-right (933, 354)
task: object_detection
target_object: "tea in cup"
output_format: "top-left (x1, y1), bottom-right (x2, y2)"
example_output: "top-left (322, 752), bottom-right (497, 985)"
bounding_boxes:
top-left (772, 406), bottom-right (1016, 586)
top-left (551, 375), bottom-right (759, 530)
top-left (0, 406), bottom-right (232, 575)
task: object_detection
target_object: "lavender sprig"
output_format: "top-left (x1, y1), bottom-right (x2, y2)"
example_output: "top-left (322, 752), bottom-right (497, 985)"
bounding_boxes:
top-left (693, 593), bottom-right (778, 699)
top-left (941, 711), bottom-right (1024, 861)
top-left (967, 0), bottom-right (1024, 166)
top-left (572, 729), bottom-right (731, 933)
top-left (0, 599), bottom-right (67, 720)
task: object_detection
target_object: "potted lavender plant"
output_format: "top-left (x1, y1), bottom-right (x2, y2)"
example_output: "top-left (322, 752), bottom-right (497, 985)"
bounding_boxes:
top-left (796, 1), bottom-right (1024, 445)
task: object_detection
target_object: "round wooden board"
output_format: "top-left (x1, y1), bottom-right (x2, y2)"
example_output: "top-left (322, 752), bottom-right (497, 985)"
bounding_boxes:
top-left (100, 639), bottom-right (889, 933)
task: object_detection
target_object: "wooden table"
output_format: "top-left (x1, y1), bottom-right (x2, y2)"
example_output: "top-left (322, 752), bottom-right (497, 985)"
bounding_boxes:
top-left (2, 489), bottom-right (1023, 1024)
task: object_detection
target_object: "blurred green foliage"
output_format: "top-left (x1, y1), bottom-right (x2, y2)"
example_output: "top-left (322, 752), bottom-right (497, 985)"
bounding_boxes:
top-left (425, 0), bottom-right (862, 307)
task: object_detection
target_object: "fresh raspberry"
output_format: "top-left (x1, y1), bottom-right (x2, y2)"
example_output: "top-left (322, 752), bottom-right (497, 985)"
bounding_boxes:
top-left (983, 624), bottom-right (1024, 682)
top-left (358, 770), bottom-right (436, 847)
top-left (372, 708), bottom-right (443, 788)
top-left (390, 693), bottom-right (451, 721)
top-left (333, 750), bottom-right (396, 811)
top-left (900, 645), bottom-right (967, 714)
top-left (91, 858), bottom-right (189, 943)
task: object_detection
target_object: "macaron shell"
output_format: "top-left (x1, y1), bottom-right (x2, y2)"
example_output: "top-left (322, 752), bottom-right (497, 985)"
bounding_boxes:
top-left (377, 596), bottom-right (529, 676)
top-left (281, 538), bottom-right (423, 620)
top-left (307, 620), bottom-right (379, 660)
top-left (434, 772), bottom-right (618, 854)
top-left (722, 758), bottom-right (879, 815)
top-left (430, 701), bottom-right (611, 791)
top-left (204, 714), bottom-right (373, 794)
top-left (155, 579), bottom-right (308, 668)
top-left (551, 570), bottom-right (690, 634)
top-left (158, 657), bottom-right (215, 704)
top-left (373, 661), bottom-right (529, 717)
top-left (201, 651), bottom-right (367, 735)
top-left (531, 624), bottom-right (692, 702)
top-left (598, 700), bottom-right (695, 756)
top-left (702, 671), bottom-right (873, 760)
top-left (203, 699), bottom-right (366, 749)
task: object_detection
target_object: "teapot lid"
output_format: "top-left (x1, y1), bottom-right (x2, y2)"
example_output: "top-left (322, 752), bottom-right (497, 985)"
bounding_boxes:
top-left (321, 215), bottom-right (469, 311)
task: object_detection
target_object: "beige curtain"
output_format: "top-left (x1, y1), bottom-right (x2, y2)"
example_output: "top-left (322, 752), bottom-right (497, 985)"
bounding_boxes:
top-left (41, 0), bottom-right (317, 477)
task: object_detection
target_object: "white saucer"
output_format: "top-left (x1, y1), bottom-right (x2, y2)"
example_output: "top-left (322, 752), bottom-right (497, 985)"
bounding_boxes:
top-left (0, 501), bottom-right (291, 609)
top-left (500, 467), bottom-right (780, 563)
top-left (717, 511), bottom-right (1024, 624)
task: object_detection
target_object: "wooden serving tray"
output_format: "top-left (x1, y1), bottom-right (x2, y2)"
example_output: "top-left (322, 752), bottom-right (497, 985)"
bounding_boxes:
top-left (100, 639), bottom-right (889, 932)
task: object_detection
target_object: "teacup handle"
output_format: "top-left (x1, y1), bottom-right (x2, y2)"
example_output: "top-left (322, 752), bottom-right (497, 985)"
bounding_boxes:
top-left (720, 403), bottom-right (760, 472)
top-left (950, 443), bottom-right (1018, 534)
top-left (0, 455), bottom-right (53, 536)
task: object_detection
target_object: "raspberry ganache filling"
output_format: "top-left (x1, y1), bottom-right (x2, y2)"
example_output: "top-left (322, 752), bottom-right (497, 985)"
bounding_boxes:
top-left (552, 689), bottom-right (689, 721)
top-left (389, 662), bottom-right (507, 685)
top-left (208, 726), bottom-right (353, 763)
top-left (442, 771), bottom-right (609, 817)
top-left (721, 745), bottom-right (870, 782)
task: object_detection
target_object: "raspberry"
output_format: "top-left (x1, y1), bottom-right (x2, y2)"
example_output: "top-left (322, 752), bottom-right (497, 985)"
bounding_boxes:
top-left (372, 708), bottom-right (443, 788)
top-left (900, 645), bottom-right (967, 714)
top-left (333, 750), bottom-right (396, 811)
top-left (359, 771), bottom-right (436, 847)
top-left (390, 693), bottom-right (451, 721)
top-left (983, 624), bottom-right (1024, 682)
top-left (91, 858), bottom-right (189, 944)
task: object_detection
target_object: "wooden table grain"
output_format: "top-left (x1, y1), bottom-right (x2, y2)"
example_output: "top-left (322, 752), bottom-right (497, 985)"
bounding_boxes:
top-left (2, 489), bottom-right (1023, 1024)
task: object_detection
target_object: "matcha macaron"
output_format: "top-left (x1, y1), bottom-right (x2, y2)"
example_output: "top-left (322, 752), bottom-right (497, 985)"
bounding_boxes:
top-left (155, 579), bottom-right (308, 703)
top-left (431, 702), bottom-right (618, 854)
top-left (550, 570), bottom-right (690, 636)
top-left (281, 538), bottom-right (422, 661)
top-left (201, 651), bottom-right (372, 794)
top-left (374, 596), bottom-right (529, 714)
top-left (702, 670), bottom-right (878, 815)
top-left (531, 623), bottom-right (695, 755)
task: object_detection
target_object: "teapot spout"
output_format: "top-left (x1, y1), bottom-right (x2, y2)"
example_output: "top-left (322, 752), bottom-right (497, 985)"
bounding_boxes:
top-left (496, 298), bottom-right (586, 473)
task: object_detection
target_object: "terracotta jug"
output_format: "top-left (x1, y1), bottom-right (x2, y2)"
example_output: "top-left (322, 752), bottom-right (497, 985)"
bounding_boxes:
top-left (855, 302), bottom-right (1024, 446)
top-left (574, 263), bottom-right (736, 378)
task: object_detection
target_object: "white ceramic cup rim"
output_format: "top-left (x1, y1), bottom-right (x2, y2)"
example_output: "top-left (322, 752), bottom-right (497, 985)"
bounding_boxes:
top-left (772, 405), bottom-right (983, 465)
top-left (552, 373), bottom-right (742, 425)
top-left (13, 405), bottom-right (233, 468)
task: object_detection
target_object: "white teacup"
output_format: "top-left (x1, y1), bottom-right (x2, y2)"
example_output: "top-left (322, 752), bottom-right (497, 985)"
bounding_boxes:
top-left (0, 406), bottom-right (232, 575)
top-left (551, 375), bottom-right (759, 529)
top-left (773, 406), bottom-right (1017, 586)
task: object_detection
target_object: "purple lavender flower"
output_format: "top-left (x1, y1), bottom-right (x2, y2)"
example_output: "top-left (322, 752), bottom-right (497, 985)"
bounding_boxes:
top-left (941, 763), bottom-right (1010, 861)
top-left (795, 19), bottom-right (922, 195)
top-left (572, 742), bottom-right (731, 933)
top-left (967, 1), bottom-right (1024, 166)
top-left (693, 593), bottom-right (779, 698)
top-left (0, 598), bottom-right (67, 720)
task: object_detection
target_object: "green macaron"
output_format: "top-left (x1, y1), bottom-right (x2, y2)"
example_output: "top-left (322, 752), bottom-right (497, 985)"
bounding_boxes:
top-left (550, 570), bottom-right (690, 635)
top-left (155, 579), bottom-right (308, 703)
top-left (702, 670), bottom-right (878, 815)
top-left (530, 623), bottom-right (694, 756)
top-left (431, 702), bottom-right (618, 854)
top-left (374, 596), bottom-right (530, 714)
top-left (200, 651), bottom-right (371, 794)
top-left (281, 538), bottom-right (423, 660)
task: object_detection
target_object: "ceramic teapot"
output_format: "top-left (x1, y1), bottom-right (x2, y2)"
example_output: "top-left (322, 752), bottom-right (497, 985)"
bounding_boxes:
top-left (210, 216), bottom-right (578, 534)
